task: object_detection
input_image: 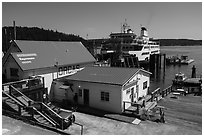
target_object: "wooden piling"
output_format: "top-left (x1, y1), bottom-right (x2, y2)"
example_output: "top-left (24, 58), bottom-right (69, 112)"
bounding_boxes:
top-left (163, 54), bottom-right (166, 71)
top-left (159, 54), bottom-right (162, 69)
top-left (156, 54), bottom-right (160, 70)
top-left (149, 54), bottom-right (155, 70)
top-left (154, 54), bottom-right (157, 70)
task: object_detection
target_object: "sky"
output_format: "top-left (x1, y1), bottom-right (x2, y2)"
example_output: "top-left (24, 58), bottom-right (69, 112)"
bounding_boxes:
top-left (2, 2), bottom-right (202, 40)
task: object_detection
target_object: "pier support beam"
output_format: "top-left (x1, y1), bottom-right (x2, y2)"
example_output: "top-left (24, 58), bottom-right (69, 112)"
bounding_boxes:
top-left (159, 54), bottom-right (162, 69)
top-left (154, 54), bottom-right (157, 71)
top-left (156, 54), bottom-right (160, 70)
top-left (163, 54), bottom-right (166, 72)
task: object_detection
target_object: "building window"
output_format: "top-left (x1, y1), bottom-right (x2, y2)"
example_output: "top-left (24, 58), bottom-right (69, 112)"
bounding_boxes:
top-left (78, 89), bottom-right (82, 97)
top-left (143, 81), bottom-right (147, 90)
top-left (10, 68), bottom-right (19, 77)
top-left (126, 89), bottom-right (130, 94)
top-left (101, 91), bottom-right (109, 101)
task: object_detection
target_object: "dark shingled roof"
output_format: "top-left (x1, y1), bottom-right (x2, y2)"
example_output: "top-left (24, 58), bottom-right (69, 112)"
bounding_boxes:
top-left (65, 66), bottom-right (151, 85)
top-left (11, 40), bottom-right (96, 70)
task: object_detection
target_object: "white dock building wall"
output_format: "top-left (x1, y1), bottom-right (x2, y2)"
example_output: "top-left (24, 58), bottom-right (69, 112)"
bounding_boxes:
top-left (122, 71), bottom-right (150, 110)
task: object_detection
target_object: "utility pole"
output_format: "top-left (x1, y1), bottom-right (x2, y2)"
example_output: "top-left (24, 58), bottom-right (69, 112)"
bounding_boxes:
top-left (13, 20), bottom-right (16, 40)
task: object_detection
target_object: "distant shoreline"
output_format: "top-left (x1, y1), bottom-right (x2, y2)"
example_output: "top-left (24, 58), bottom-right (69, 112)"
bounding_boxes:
top-left (154, 39), bottom-right (202, 46)
top-left (160, 45), bottom-right (202, 46)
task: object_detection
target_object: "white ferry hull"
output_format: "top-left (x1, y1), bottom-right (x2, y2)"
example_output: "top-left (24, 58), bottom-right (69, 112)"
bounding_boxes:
top-left (125, 44), bottom-right (160, 62)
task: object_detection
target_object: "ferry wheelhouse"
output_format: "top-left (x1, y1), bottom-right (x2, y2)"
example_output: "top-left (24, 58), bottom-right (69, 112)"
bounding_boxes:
top-left (102, 21), bottom-right (160, 62)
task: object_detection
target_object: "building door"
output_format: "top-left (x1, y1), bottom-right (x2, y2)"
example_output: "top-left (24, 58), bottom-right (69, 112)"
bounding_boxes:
top-left (131, 87), bottom-right (134, 104)
top-left (83, 89), bottom-right (89, 106)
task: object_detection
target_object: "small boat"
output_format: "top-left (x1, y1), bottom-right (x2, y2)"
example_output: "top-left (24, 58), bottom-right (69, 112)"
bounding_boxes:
top-left (172, 72), bottom-right (187, 85)
top-left (166, 56), bottom-right (179, 64)
top-left (180, 55), bottom-right (194, 64)
top-left (166, 55), bottom-right (194, 65)
top-left (172, 88), bottom-right (188, 96)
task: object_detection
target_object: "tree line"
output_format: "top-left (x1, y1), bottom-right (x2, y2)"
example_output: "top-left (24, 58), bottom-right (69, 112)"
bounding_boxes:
top-left (2, 26), bottom-right (90, 53)
top-left (155, 39), bottom-right (202, 46)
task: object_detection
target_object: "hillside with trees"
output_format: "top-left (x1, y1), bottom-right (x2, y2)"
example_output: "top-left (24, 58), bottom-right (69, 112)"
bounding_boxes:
top-left (2, 26), bottom-right (90, 53)
top-left (155, 39), bottom-right (202, 46)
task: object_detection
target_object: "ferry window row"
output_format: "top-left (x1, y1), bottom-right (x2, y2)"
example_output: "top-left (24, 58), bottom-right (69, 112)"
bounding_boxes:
top-left (151, 50), bottom-right (158, 53)
top-left (149, 43), bottom-right (159, 45)
top-left (144, 46), bottom-right (150, 49)
top-left (122, 46), bottom-right (143, 51)
top-left (110, 40), bottom-right (149, 44)
top-left (142, 52), bottom-right (149, 55)
top-left (150, 46), bottom-right (159, 48)
top-left (111, 35), bottom-right (136, 39)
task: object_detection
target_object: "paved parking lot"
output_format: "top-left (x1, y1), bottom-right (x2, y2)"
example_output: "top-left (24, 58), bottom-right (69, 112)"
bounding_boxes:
top-left (66, 94), bottom-right (202, 135)
top-left (66, 110), bottom-right (201, 135)
top-left (2, 115), bottom-right (58, 135)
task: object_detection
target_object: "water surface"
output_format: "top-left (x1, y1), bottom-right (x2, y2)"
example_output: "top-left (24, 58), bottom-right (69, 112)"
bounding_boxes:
top-left (150, 45), bottom-right (202, 91)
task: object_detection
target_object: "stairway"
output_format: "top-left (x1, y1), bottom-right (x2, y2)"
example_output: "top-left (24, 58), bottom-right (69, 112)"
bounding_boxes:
top-left (2, 84), bottom-right (73, 130)
top-left (2, 86), bottom-right (58, 128)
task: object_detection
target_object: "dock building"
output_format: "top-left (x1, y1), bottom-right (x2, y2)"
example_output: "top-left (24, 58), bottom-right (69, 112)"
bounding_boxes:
top-left (2, 40), bottom-right (96, 93)
top-left (50, 66), bottom-right (151, 113)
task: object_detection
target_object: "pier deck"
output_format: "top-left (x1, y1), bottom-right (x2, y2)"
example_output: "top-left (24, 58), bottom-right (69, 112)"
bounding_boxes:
top-left (157, 94), bottom-right (202, 132)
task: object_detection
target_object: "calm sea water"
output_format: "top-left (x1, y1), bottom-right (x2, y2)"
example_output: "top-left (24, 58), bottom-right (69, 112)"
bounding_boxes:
top-left (149, 46), bottom-right (202, 91)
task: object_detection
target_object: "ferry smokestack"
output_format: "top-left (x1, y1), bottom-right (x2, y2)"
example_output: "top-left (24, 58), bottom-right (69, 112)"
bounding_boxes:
top-left (140, 27), bottom-right (148, 37)
top-left (13, 20), bottom-right (16, 40)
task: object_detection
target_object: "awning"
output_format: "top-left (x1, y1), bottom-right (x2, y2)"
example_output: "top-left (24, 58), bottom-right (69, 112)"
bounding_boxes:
top-left (59, 85), bottom-right (70, 90)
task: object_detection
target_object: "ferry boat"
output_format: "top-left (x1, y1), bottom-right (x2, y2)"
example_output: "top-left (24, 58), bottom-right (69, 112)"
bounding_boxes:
top-left (101, 20), bottom-right (160, 63)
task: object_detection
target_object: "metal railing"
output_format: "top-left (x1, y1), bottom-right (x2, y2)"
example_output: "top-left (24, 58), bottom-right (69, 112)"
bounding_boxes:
top-left (30, 106), bottom-right (57, 128)
top-left (33, 102), bottom-right (64, 129)
top-left (2, 76), bottom-right (44, 92)
top-left (151, 85), bottom-right (172, 102)
top-left (3, 83), bottom-right (57, 128)
top-left (9, 85), bottom-right (33, 105)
